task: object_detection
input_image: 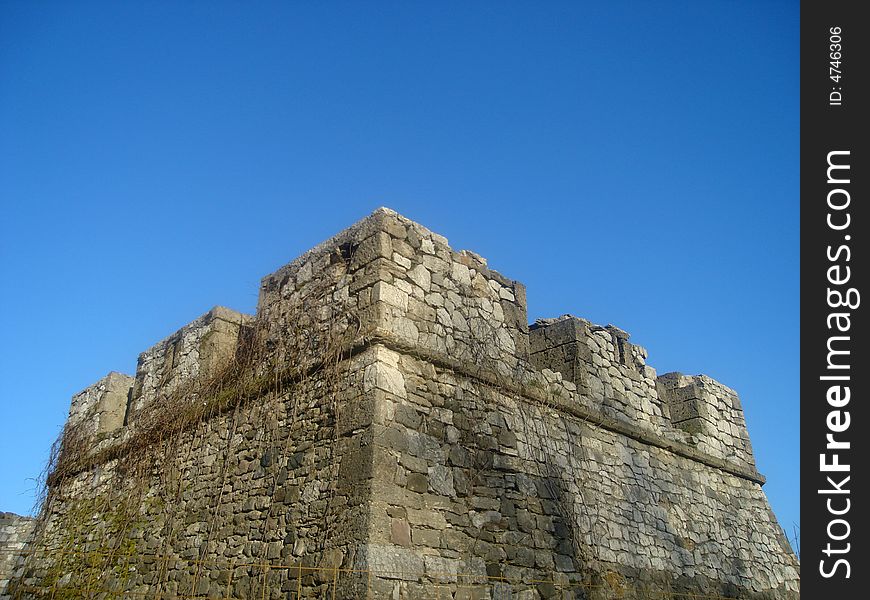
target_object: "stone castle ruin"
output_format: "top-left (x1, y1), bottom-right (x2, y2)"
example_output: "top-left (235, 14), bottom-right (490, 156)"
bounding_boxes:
top-left (1, 209), bottom-right (799, 598)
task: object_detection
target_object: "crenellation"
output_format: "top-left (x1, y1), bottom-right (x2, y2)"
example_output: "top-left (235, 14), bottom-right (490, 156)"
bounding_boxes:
top-left (7, 208), bottom-right (796, 599)
top-left (529, 315), bottom-right (760, 476)
top-left (657, 372), bottom-right (756, 472)
top-left (125, 306), bottom-right (254, 426)
top-left (530, 315), bottom-right (669, 436)
top-left (67, 371), bottom-right (134, 439)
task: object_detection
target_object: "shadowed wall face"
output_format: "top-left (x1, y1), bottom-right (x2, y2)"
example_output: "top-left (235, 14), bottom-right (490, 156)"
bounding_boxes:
top-left (365, 350), bottom-right (796, 598)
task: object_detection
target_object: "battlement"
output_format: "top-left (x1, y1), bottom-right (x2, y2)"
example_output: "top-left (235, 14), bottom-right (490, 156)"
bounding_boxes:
top-left (67, 372), bottom-right (134, 438)
top-left (528, 315), bottom-right (757, 473)
top-left (64, 208), bottom-right (757, 482)
top-left (0, 513), bottom-right (34, 597)
top-left (62, 307), bottom-right (254, 454)
top-left (126, 305), bottom-right (254, 426)
top-left (656, 372), bottom-right (756, 472)
top-left (530, 315), bottom-right (666, 432)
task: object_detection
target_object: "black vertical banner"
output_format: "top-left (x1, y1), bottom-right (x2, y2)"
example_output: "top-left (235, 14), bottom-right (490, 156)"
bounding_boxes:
top-left (802, 1), bottom-right (868, 598)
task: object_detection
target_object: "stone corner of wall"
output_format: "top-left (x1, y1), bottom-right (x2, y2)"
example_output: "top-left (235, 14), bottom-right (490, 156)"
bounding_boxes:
top-left (103, 371), bottom-right (135, 387)
top-left (124, 305), bottom-right (255, 429)
top-left (655, 370), bottom-right (757, 472)
top-left (258, 207), bottom-right (407, 287)
top-left (255, 207), bottom-right (530, 375)
top-left (67, 371), bottom-right (135, 439)
top-left (655, 370), bottom-right (746, 418)
top-left (70, 370), bottom-right (133, 400)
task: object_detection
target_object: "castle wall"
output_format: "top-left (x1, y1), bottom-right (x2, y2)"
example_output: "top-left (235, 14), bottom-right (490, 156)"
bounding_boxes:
top-left (7, 208), bottom-right (797, 599)
top-left (530, 316), bottom-right (757, 474)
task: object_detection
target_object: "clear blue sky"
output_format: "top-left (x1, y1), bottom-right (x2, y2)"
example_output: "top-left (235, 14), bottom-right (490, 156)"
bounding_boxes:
top-left (0, 0), bottom-right (798, 545)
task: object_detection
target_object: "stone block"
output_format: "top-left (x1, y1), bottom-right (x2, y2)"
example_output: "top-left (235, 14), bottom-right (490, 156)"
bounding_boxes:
top-left (363, 544), bottom-right (424, 581)
top-left (350, 231), bottom-right (393, 270)
top-left (390, 519), bottom-right (411, 547)
top-left (372, 281), bottom-right (409, 311)
top-left (427, 465), bottom-right (455, 497)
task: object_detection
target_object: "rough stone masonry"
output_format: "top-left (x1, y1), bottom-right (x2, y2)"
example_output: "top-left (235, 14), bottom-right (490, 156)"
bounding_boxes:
top-left (1, 208), bottom-right (799, 599)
